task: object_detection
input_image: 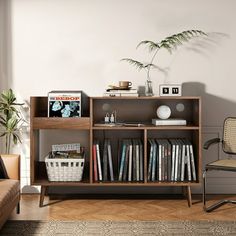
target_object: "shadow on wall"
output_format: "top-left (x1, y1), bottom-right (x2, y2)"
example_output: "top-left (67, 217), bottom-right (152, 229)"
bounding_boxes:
top-left (182, 82), bottom-right (236, 127)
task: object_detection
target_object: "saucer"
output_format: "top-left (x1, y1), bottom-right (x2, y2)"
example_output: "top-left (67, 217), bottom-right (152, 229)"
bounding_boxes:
top-left (109, 85), bottom-right (131, 90)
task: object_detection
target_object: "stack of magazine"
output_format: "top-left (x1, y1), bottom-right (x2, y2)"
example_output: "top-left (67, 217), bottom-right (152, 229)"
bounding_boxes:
top-left (48, 143), bottom-right (85, 159)
top-left (147, 138), bottom-right (196, 182)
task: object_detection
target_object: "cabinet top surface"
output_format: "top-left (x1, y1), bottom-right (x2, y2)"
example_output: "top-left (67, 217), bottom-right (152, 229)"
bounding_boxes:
top-left (92, 96), bottom-right (201, 100)
top-left (30, 96), bottom-right (201, 100)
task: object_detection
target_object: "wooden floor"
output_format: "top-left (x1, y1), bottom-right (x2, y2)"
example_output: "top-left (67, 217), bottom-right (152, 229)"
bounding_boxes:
top-left (9, 194), bottom-right (236, 221)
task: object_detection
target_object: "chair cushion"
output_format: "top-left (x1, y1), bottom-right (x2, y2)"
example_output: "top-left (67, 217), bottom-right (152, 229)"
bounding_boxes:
top-left (207, 159), bottom-right (236, 171)
top-left (0, 157), bottom-right (9, 179)
top-left (0, 179), bottom-right (20, 218)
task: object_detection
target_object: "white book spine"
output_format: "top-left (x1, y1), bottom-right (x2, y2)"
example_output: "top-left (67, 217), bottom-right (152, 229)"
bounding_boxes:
top-left (96, 143), bottom-right (103, 181)
top-left (174, 143), bottom-right (179, 181)
top-left (180, 144), bottom-right (186, 181)
top-left (189, 145), bottom-right (196, 181)
top-left (186, 145), bottom-right (192, 181)
top-left (171, 144), bottom-right (175, 181)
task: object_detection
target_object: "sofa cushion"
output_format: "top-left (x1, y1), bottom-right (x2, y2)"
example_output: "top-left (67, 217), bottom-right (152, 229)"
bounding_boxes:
top-left (0, 179), bottom-right (20, 218)
top-left (0, 157), bottom-right (9, 179)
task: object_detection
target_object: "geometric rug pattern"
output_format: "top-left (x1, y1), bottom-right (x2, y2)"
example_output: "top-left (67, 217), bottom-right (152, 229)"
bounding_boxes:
top-left (1, 220), bottom-right (236, 235)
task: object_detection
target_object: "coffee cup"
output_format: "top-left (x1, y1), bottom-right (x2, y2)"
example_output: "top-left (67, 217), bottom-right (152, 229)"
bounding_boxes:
top-left (119, 81), bottom-right (132, 88)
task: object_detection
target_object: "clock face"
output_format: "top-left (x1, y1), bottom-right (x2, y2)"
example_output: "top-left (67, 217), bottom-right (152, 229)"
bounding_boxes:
top-left (159, 84), bottom-right (182, 96)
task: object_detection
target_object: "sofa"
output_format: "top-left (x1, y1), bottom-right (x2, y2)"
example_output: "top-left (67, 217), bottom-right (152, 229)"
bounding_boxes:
top-left (0, 154), bottom-right (20, 230)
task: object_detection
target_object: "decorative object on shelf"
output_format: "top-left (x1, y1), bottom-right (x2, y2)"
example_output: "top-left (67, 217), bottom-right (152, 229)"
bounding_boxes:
top-left (159, 84), bottom-right (182, 96)
top-left (0, 89), bottom-right (25, 154)
top-left (145, 80), bottom-right (154, 97)
top-left (104, 113), bottom-right (110, 123)
top-left (48, 90), bottom-right (89, 117)
top-left (121, 30), bottom-right (207, 96)
top-left (156, 105), bottom-right (171, 119)
top-left (176, 103), bottom-right (185, 112)
top-left (118, 81), bottom-right (132, 89)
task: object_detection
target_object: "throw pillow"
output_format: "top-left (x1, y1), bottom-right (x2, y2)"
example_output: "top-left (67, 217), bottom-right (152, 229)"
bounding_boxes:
top-left (0, 157), bottom-right (9, 179)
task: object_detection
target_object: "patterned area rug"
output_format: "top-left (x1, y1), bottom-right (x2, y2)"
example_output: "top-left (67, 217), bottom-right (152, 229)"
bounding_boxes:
top-left (1, 220), bottom-right (236, 236)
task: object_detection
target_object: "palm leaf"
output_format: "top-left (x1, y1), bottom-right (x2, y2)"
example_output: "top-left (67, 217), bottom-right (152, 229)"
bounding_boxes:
top-left (136, 40), bottom-right (160, 52)
top-left (158, 30), bottom-right (207, 53)
top-left (13, 133), bottom-right (21, 144)
top-left (121, 58), bottom-right (146, 71)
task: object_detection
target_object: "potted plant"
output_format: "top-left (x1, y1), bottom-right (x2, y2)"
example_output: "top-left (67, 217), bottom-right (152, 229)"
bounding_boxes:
top-left (122, 30), bottom-right (207, 96)
top-left (0, 89), bottom-right (25, 179)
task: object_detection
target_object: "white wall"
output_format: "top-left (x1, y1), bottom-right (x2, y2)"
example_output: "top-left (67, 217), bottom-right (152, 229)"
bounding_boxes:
top-left (2, 0), bottom-right (236, 193)
top-left (10, 0), bottom-right (236, 125)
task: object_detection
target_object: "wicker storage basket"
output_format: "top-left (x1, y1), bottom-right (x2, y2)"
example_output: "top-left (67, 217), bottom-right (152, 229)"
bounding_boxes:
top-left (45, 157), bottom-right (84, 182)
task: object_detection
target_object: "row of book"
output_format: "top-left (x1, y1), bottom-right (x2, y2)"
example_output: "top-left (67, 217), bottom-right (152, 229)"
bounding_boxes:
top-left (92, 139), bottom-right (143, 182)
top-left (148, 139), bottom-right (196, 182)
top-left (118, 139), bottom-right (143, 182)
top-left (92, 138), bottom-right (197, 182)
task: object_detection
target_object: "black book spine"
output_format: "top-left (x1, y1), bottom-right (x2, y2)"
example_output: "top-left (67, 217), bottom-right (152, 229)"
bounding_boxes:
top-left (103, 139), bottom-right (108, 181)
top-left (123, 141), bottom-right (130, 181)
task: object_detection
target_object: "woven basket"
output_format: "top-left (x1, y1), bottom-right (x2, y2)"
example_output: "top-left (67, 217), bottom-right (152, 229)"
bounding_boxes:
top-left (45, 157), bottom-right (84, 182)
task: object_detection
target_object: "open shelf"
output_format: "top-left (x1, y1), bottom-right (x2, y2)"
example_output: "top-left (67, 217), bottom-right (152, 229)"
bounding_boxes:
top-left (92, 125), bottom-right (199, 130)
top-left (32, 179), bottom-right (199, 187)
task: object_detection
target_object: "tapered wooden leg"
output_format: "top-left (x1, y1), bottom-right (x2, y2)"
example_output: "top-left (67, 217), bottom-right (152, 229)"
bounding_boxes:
top-left (16, 202), bottom-right (20, 214)
top-left (186, 186), bottom-right (192, 207)
top-left (39, 186), bottom-right (47, 207)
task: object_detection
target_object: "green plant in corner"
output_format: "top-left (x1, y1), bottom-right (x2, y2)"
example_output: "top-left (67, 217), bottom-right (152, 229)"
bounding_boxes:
top-left (121, 30), bottom-right (207, 96)
top-left (0, 89), bottom-right (25, 154)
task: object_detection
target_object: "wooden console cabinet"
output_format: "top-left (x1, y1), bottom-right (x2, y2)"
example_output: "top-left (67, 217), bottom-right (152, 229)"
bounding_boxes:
top-left (30, 96), bottom-right (201, 207)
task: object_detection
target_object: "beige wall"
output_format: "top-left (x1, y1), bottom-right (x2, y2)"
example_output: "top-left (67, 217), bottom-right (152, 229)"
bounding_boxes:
top-left (1, 0), bottom-right (236, 193)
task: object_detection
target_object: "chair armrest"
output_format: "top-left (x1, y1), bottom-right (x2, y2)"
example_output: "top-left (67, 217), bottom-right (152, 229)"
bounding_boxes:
top-left (204, 138), bottom-right (221, 150)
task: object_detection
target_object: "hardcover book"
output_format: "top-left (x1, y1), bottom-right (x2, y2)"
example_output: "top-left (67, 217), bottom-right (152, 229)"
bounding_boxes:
top-left (152, 119), bottom-right (187, 126)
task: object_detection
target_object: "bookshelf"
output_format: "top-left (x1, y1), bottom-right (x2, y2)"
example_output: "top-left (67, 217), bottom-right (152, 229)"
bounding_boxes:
top-left (30, 96), bottom-right (201, 207)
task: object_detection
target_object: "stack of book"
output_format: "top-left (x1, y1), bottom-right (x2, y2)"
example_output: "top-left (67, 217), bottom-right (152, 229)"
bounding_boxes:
top-left (147, 138), bottom-right (196, 182)
top-left (152, 119), bottom-right (187, 126)
top-left (103, 89), bottom-right (139, 97)
top-left (118, 139), bottom-right (143, 182)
